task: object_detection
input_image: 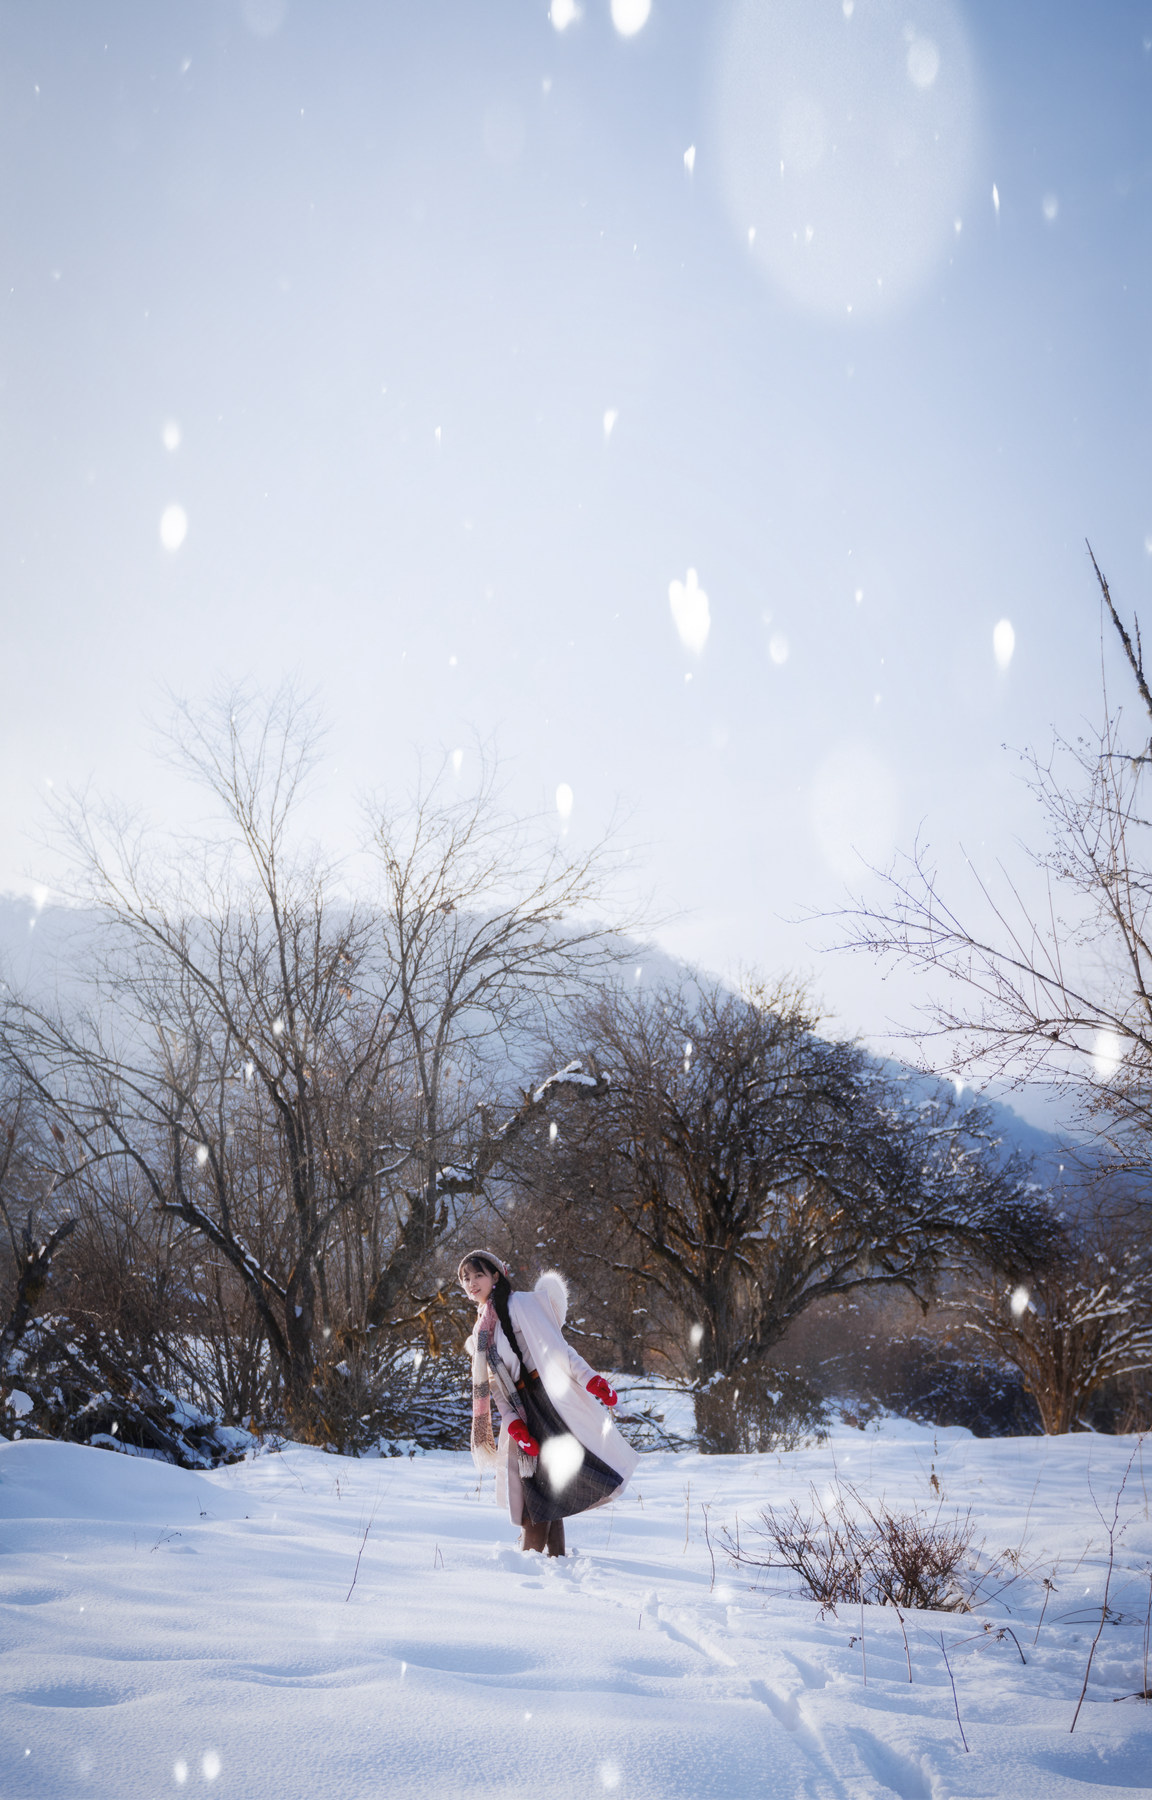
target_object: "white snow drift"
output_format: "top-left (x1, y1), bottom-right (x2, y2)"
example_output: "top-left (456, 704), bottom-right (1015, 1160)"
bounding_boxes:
top-left (1, 1419), bottom-right (1150, 1798)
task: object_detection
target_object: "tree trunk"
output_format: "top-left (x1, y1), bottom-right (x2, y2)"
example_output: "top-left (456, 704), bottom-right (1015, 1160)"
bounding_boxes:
top-left (0, 1218), bottom-right (76, 1368)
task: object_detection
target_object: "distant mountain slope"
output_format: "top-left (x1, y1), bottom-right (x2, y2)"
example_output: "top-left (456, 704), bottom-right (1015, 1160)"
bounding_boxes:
top-left (0, 892), bottom-right (1078, 1178)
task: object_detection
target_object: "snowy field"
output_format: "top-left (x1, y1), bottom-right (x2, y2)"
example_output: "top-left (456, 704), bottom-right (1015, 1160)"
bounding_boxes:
top-left (2, 1422), bottom-right (1151, 1800)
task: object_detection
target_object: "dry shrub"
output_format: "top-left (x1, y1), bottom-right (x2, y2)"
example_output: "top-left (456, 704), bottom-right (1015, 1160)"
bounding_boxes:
top-left (866, 1502), bottom-right (978, 1611)
top-left (304, 1337), bottom-right (474, 1455)
top-left (724, 1480), bottom-right (977, 1613)
top-left (694, 1367), bottom-right (829, 1455)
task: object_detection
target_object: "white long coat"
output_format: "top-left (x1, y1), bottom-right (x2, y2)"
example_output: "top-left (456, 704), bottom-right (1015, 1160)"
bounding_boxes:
top-left (465, 1271), bottom-right (640, 1525)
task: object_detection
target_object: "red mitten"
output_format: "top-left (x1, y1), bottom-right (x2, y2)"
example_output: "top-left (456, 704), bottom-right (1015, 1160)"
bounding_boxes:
top-left (587, 1375), bottom-right (617, 1408)
top-left (508, 1419), bottom-right (539, 1457)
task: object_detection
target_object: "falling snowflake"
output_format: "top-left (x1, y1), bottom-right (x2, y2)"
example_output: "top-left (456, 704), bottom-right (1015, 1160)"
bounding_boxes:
top-left (993, 620), bottom-right (1015, 671)
top-left (159, 504), bottom-right (188, 551)
top-left (611, 0), bottom-right (650, 37)
top-left (669, 569), bottom-right (711, 655)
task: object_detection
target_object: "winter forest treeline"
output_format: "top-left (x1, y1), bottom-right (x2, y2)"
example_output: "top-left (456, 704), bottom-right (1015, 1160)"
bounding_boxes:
top-left (3, 638), bottom-right (1152, 1468)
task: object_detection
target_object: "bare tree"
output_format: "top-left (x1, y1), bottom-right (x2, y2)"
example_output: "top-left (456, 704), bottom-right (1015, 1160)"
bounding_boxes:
top-left (833, 552), bottom-right (1152, 1428)
top-left (0, 1085), bottom-right (76, 1374)
top-left (964, 1208), bottom-right (1152, 1434)
top-left (357, 767), bottom-right (622, 1341)
top-left (0, 689), bottom-right (624, 1442)
top-left (511, 976), bottom-right (1049, 1415)
top-left (841, 549), bottom-right (1152, 1176)
top-left (835, 551), bottom-right (1152, 1421)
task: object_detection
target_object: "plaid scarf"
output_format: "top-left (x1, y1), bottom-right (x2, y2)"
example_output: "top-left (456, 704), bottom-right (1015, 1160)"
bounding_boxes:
top-left (469, 1299), bottom-right (501, 1466)
top-left (470, 1299), bottom-right (534, 1474)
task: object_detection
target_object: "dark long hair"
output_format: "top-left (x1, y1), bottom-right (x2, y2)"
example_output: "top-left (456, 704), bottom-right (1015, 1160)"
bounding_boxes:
top-left (459, 1254), bottom-right (523, 1361)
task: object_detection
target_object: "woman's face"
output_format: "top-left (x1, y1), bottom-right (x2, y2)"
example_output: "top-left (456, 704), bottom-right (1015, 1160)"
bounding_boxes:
top-left (461, 1264), bottom-right (496, 1306)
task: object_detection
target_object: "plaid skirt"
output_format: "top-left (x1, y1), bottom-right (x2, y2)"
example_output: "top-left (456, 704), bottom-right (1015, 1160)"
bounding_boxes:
top-left (514, 1369), bottom-right (622, 1524)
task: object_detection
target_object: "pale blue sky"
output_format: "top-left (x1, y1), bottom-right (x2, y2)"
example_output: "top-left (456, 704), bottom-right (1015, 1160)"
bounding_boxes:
top-left (2, 0), bottom-right (1151, 1056)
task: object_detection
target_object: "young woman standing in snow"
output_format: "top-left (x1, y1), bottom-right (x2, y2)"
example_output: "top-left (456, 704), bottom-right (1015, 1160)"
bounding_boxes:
top-left (460, 1249), bottom-right (639, 1556)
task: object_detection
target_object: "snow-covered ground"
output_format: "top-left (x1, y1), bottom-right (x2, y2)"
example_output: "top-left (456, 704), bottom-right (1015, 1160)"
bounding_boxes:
top-left (2, 1422), bottom-right (1150, 1799)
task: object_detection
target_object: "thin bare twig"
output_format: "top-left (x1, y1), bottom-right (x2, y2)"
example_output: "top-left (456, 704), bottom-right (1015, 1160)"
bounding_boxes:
top-left (701, 1502), bottom-right (716, 1593)
top-left (894, 1601), bottom-right (913, 1682)
top-left (1088, 541), bottom-right (1152, 722)
top-left (346, 1500), bottom-right (380, 1603)
top-left (1033, 1574), bottom-right (1057, 1647)
top-left (939, 1633), bottom-right (969, 1753)
top-left (1070, 1450), bottom-right (1135, 1732)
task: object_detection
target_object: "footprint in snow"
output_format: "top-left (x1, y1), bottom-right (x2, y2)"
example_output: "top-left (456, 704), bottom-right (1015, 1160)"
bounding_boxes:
top-left (845, 1727), bottom-right (936, 1800)
top-left (16, 1684), bottom-right (128, 1709)
top-left (749, 1677), bottom-right (801, 1732)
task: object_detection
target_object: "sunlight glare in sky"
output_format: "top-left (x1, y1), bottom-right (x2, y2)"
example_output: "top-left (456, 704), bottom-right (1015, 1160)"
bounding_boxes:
top-left (714, 0), bottom-right (978, 318)
top-left (906, 36), bottom-right (940, 89)
top-left (161, 420), bottom-right (181, 452)
top-left (240, 0), bottom-right (286, 39)
top-left (550, 0), bottom-right (581, 30)
top-left (556, 783), bottom-right (574, 820)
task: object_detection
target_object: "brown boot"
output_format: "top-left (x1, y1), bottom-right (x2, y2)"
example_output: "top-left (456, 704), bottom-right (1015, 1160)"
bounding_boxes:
top-left (520, 1518), bottom-right (566, 1556)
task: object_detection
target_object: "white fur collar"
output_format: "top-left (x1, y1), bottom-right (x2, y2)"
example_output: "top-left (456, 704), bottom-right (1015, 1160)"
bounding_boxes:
top-left (534, 1269), bottom-right (569, 1329)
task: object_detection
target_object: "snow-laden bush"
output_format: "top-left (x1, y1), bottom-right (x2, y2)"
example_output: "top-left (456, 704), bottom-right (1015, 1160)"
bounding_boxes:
top-left (2, 1317), bottom-right (251, 1469)
top-left (880, 1338), bottom-right (1042, 1437)
top-left (607, 1377), bottom-right (698, 1452)
top-left (304, 1339), bottom-right (474, 1455)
